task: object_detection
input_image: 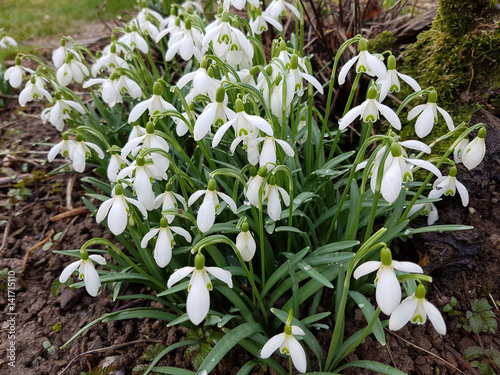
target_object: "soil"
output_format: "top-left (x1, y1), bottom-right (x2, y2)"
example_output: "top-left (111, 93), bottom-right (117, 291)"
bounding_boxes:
top-left (1, 15), bottom-right (499, 375)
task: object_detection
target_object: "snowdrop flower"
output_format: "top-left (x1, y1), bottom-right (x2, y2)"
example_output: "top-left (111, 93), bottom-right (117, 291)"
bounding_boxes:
top-left (432, 166), bottom-right (469, 206)
top-left (107, 148), bottom-right (129, 182)
top-left (296, 114), bottom-right (308, 145)
top-left (159, 6), bottom-right (178, 31)
top-left (156, 16), bottom-right (184, 44)
top-left (83, 75), bottom-right (123, 107)
top-left (128, 123), bottom-right (147, 141)
top-left (176, 58), bottom-right (221, 101)
top-left (456, 128), bottom-right (486, 170)
top-left (96, 184), bottom-right (147, 235)
top-left (246, 167), bottom-right (269, 207)
top-left (212, 98), bottom-right (274, 151)
top-left (236, 222), bottom-right (256, 261)
top-left (128, 81), bottom-right (177, 123)
top-left (376, 55), bottom-right (421, 102)
top-left (248, 136), bottom-right (295, 171)
top-left (91, 44), bottom-right (129, 76)
top-left (408, 189), bottom-right (440, 225)
top-left (19, 76), bottom-right (52, 106)
top-left (4, 56), bottom-right (34, 88)
top-left (193, 87), bottom-right (236, 141)
top-left (407, 90), bottom-right (454, 138)
top-left (117, 156), bottom-right (167, 210)
top-left (41, 93), bottom-right (86, 131)
top-left (121, 121), bottom-right (170, 173)
top-left (0, 35), bottom-right (17, 49)
top-left (133, 6), bottom-right (162, 40)
top-left (267, 176), bottom-right (290, 221)
top-left (118, 25), bottom-right (149, 54)
top-left (69, 134), bottom-right (105, 173)
top-left (380, 142), bottom-right (441, 203)
top-left (338, 86), bottom-right (401, 131)
top-left (47, 133), bottom-right (76, 162)
top-left (181, 0), bottom-right (204, 14)
top-left (286, 54), bottom-right (324, 106)
top-left (223, 0), bottom-right (259, 10)
top-left (154, 183), bottom-right (188, 223)
top-left (164, 18), bottom-right (203, 62)
top-left (261, 319), bottom-right (307, 373)
top-left (59, 251), bottom-right (106, 297)
top-left (265, 0), bottom-right (301, 21)
top-left (338, 38), bottom-right (387, 85)
top-left (52, 39), bottom-right (79, 68)
top-left (357, 139), bottom-right (432, 195)
top-left (167, 252), bottom-right (233, 325)
top-left (202, 12), bottom-right (254, 69)
top-left (354, 247), bottom-right (423, 315)
top-left (389, 283), bottom-right (446, 335)
top-left (188, 179), bottom-right (237, 233)
top-left (453, 138), bottom-right (469, 165)
top-left (141, 217), bottom-right (192, 267)
top-left (56, 54), bottom-right (90, 87)
top-left (250, 7), bottom-right (283, 35)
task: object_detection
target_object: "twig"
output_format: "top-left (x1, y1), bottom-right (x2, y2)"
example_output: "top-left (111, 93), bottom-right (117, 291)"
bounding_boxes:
top-left (443, 343), bottom-right (480, 375)
top-left (385, 329), bottom-right (467, 375)
top-left (0, 173), bottom-right (32, 186)
top-left (489, 293), bottom-right (499, 310)
top-left (57, 339), bottom-right (163, 375)
top-left (66, 174), bottom-right (75, 210)
top-left (22, 229), bottom-right (55, 272)
top-left (50, 207), bottom-right (89, 222)
top-left (0, 214), bottom-right (13, 252)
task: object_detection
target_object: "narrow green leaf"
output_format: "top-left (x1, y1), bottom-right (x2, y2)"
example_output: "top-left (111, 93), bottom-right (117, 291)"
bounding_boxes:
top-left (349, 291), bottom-right (385, 345)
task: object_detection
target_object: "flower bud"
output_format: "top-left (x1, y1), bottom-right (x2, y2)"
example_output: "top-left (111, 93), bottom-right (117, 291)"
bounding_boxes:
top-left (449, 166), bottom-right (457, 177)
top-left (235, 99), bottom-right (245, 113)
top-left (258, 166), bottom-right (268, 177)
top-left (207, 179), bottom-right (217, 191)
top-left (160, 217), bottom-right (169, 228)
top-left (146, 121), bottom-right (155, 134)
top-left (428, 89), bottom-right (437, 104)
top-left (215, 86), bottom-right (225, 103)
top-left (367, 86), bottom-right (377, 100)
top-left (153, 81), bottom-right (163, 96)
top-left (390, 142), bottom-right (402, 157)
top-left (80, 250), bottom-right (89, 260)
top-left (380, 247), bottom-right (392, 266)
top-left (387, 55), bottom-right (396, 70)
top-left (415, 283), bottom-right (426, 299)
top-left (195, 252), bottom-right (205, 270)
top-left (290, 54), bottom-right (299, 70)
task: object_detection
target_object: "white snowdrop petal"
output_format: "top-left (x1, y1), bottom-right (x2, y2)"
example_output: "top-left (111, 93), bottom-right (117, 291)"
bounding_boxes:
top-left (205, 266), bottom-right (233, 288)
top-left (107, 198), bottom-right (128, 235)
top-left (376, 267), bottom-right (401, 315)
top-left (414, 105), bottom-right (435, 138)
top-left (89, 254), bottom-right (107, 265)
top-left (399, 140), bottom-right (431, 154)
top-left (392, 261), bottom-right (423, 274)
top-left (437, 106), bottom-right (455, 132)
top-left (375, 102), bottom-right (401, 130)
top-left (197, 194), bottom-right (216, 233)
top-left (338, 102), bottom-right (366, 130)
top-left (423, 300), bottom-right (447, 335)
top-left (82, 260), bottom-right (101, 297)
top-left (389, 296), bottom-right (418, 331)
top-left (260, 333), bottom-right (285, 358)
top-left (186, 271), bottom-right (210, 325)
top-left (455, 179), bottom-right (469, 206)
top-left (59, 260), bottom-right (81, 283)
top-left (167, 266), bottom-right (195, 288)
top-left (141, 228), bottom-right (160, 248)
top-left (216, 191), bottom-right (238, 213)
top-left (397, 71), bottom-right (421, 93)
top-left (288, 336), bottom-right (307, 373)
top-left (338, 55), bottom-right (359, 85)
top-left (291, 326), bottom-right (306, 336)
top-left (353, 261), bottom-right (381, 279)
top-left (188, 190), bottom-right (206, 207)
top-left (407, 104), bottom-right (426, 121)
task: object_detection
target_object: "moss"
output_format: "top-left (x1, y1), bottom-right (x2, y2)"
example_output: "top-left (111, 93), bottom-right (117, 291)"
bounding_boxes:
top-left (367, 31), bottom-right (397, 53)
top-left (399, 0), bottom-right (500, 147)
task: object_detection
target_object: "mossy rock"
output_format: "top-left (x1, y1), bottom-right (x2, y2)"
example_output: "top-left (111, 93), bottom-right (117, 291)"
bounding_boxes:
top-left (397, 0), bottom-right (499, 150)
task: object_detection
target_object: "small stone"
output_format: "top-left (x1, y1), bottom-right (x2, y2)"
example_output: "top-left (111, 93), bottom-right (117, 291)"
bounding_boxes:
top-left (468, 207), bottom-right (476, 214)
top-left (491, 198), bottom-right (498, 204)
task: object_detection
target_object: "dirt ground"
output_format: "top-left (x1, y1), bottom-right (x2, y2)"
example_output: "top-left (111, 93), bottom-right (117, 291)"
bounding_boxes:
top-left (1, 12), bottom-right (499, 375)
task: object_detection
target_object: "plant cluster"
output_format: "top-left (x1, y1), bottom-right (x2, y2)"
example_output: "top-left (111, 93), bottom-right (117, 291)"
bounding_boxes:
top-left (2, 0), bottom-right (488, 373)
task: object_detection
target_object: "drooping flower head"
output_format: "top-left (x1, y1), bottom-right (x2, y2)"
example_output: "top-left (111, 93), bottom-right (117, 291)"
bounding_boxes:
top-left (59, 250), bottom-right (106, 297)
top-left (389, 283), bottom-right (447, 335)
top-left (432, 166), bottom-right (469, 206)
top-left (167, 252), bottom-right (233, 325)
top-left (338, 86), bottom-right (401, 131)
top-left (455, 127), bottom-right (486, 171)
top-left (407, 89), bottom-right (454, 139)
top-left (260, 310), bottom-right (307, 373)
top-left (236, 221), bottom-right (256, 262)
top-left (338, 38), bottom-right (387, 85)
top-left (354, 247), bottom-right (423, 315)
top-left (376, 55), bottom-right (421, 102)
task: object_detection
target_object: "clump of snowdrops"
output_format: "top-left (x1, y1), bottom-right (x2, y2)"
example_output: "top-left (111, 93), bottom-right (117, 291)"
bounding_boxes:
top-left (4, 0), bottom-right (487, 373)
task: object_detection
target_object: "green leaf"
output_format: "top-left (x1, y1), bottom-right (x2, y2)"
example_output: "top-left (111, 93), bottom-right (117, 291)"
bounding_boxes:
top-left (349, 291), bottom-right (385, 345)
top-left (149, 367), bottom-right (196, 375)
top-left (235, 360), bottom-right (258, 375)
top-left (198, 323), bottom-right (263, 373)
top-left (335, 360), bottom-right (406, 374)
